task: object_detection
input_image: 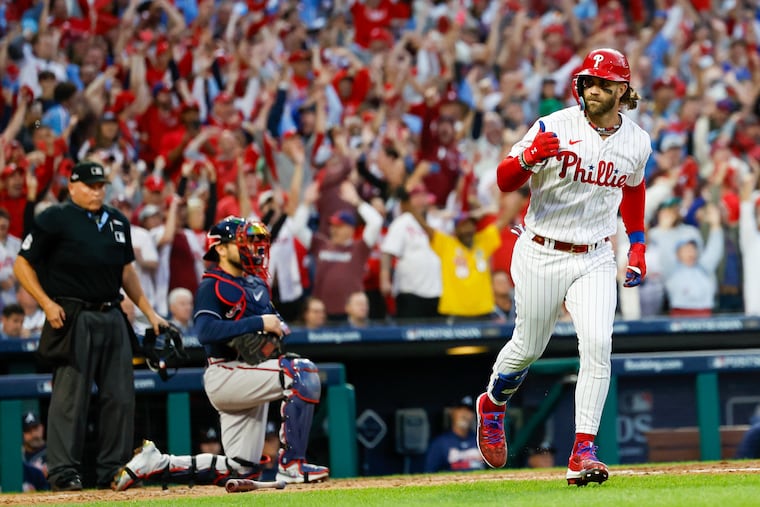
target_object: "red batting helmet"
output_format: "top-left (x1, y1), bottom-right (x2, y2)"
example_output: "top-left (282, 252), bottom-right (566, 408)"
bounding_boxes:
top-left (575, 48), bottom-right (630, 82)
top-left (573, 48), bottom-right (630, 109)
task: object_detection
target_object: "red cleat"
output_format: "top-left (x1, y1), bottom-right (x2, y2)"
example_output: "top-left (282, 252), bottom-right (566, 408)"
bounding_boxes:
top-left (566, 441), bottom-right (609, 486)
top-left (476, 393), bottom-right (507, 468)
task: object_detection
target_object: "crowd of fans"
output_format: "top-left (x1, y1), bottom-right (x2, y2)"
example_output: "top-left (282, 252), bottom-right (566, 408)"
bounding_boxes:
top-left (0, 0), bottom-right (759, 337)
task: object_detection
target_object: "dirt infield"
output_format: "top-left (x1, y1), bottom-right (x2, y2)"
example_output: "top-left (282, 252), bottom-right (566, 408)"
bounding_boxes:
top-left (2, 461), bottom-right (759, 506)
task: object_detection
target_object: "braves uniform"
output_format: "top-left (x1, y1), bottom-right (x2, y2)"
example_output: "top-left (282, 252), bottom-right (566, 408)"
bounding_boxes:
top-left (112, 217), bottom-right (327, 491)
top-left (195, 267), bottom-right (288, 469)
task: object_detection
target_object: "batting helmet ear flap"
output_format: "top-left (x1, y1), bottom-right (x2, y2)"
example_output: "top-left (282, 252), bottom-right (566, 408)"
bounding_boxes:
top-left (573, 77), bottom-right (585, 111)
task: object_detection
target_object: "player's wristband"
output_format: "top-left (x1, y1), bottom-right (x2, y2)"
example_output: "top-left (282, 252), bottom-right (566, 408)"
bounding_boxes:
top-left (518, 152), bottom-right (534, 170)
top-left (628, 231), bottom-right (645, 244)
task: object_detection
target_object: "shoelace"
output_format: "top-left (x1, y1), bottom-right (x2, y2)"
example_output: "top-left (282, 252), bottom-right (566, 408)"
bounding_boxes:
top-left (482, 413), bottom-right (505, 445)
top-left (576, 442), bottom-right (600, 461)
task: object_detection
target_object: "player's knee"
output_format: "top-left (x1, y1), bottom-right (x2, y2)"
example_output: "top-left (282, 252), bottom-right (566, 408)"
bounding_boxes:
top-left (279, 356), bottom-right (321, 403)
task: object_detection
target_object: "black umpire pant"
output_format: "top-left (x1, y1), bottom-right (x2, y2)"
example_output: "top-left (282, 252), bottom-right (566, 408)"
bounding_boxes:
top-left (46, 309), bottom-right (135, 487)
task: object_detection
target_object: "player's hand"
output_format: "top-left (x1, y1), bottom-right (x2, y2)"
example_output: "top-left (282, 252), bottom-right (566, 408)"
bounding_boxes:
top-left (262, 314), bottom-right (284, 337)
top-left (522, 121), bottom-right (560, 166)
top-left (624, 242), bottom-right (647, 288)
top-left (510, 224), bottom-right (526, 237)
top-left (41, 300), bottom-right (66, 329)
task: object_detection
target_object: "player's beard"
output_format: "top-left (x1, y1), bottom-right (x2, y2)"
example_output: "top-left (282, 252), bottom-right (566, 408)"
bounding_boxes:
top-left (584, 92), bottom-right (617, 119)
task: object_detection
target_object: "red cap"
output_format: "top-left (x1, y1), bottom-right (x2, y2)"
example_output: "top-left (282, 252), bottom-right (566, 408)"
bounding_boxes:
top-left (113, 90), bottom-right (136, 113)
top-left (214, 92), bottom-right (234, 105)
top-left (156, 40), bottom-right (171, 55)
top-left (368, 27), bottom-right (394, 48)
top-left (287, 50), bottom-right (311, 64)
top-left (544, 24), bottom-right (565, 37)
top-left (1, 164), bottom-right (23, 178)
top-left (282, 128), bottom-right (298, 140)
top-left (179, 100), bottom-right (200, 114)
top-left (144, 174), bottom-right (165, 193)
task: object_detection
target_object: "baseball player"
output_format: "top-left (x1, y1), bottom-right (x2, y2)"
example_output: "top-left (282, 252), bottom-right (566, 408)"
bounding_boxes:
top-left (475, 48), bottom-right (650, 486)
top-left (113, 216), bottom-right (328, 491)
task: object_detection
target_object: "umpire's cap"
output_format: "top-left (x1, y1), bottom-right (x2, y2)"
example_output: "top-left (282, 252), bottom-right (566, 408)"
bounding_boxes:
top-left (70, 161), bottom-right (109, 184)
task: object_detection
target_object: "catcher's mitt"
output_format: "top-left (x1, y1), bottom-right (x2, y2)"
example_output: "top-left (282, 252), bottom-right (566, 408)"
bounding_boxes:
top-left (228, 332), bottom-right (283, 365)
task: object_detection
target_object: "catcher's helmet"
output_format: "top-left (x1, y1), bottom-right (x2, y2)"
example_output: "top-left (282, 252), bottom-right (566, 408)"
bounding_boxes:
top-left (204, 216), bottom-right (271, 278)
top-left (203, 216), bottom-right (245, 261)
top-left (573, 48), bottom-right (630, 109)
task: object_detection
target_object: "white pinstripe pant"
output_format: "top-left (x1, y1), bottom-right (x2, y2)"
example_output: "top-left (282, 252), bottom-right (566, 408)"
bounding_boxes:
top-left (489, 233), bottom-right (617, 435)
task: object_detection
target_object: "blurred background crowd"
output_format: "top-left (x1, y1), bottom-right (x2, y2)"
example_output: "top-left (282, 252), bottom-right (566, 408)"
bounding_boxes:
top-left (0, 0), bottom-right (759, 338)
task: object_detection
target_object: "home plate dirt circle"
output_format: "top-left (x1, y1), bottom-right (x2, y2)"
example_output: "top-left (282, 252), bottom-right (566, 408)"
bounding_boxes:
top-left (2, 461), bottom-right (759, 506)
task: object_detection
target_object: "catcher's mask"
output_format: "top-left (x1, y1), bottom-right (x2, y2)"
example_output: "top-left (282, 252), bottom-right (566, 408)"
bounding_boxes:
top-left (203, 216), bottom-right (271, 279)
top-left (236, 220), bottom-right (271, 279)
top-left (572, 48), bottom-right (630, 110)
top-left (142, 324), bottom-right (187, 381)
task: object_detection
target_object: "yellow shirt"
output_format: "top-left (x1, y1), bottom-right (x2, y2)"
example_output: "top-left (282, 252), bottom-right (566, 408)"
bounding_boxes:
top-left (431, 224), bottom-right (501, 316)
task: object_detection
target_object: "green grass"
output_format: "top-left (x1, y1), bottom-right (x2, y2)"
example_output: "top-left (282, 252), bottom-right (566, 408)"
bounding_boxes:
top-left (42, 471), bottom-right (760, 507)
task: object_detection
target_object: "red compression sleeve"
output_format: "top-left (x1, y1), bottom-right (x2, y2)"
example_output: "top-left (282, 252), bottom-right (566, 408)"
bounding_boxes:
top-left (620, 181), bottom-right (646, 235)
top-left (496, 156), bottom-right (532, 192)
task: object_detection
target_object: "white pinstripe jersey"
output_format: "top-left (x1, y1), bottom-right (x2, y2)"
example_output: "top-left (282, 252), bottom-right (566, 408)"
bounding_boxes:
top-left (508, 106), bottom-right (651, 244)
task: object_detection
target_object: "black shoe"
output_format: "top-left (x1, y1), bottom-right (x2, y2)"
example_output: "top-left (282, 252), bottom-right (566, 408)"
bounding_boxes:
top-left (52, 475), bottom-right (83, 492)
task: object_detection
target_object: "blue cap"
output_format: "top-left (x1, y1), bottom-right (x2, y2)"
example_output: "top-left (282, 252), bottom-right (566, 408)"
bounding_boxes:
top-left (454, 212), bottom-right (475, 227)
top-left (329, 210), bottom-right (357, 227)
top-left (22, 411), bottom-right (41, 431)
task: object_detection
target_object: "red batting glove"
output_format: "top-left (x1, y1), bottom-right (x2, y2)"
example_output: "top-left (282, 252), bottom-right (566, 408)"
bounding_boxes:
top-left (624, 242), bottom-right (647, 288)
top-left (522, 121), bottom-right (560, 166)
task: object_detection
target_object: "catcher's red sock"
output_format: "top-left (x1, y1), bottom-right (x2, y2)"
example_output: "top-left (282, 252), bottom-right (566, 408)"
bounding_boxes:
top-left (573, 434), bottom-right (595, 453)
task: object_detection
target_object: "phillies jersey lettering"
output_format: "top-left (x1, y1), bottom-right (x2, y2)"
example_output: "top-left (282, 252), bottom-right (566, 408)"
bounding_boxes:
top-left (556, 154), bottom-right (628, 188)
top-left (508, 107), bottom-right (651, 244)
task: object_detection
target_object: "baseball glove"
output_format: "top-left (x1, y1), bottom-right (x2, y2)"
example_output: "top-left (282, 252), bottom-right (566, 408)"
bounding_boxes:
top-left (228, 332), bottom-right (283, 365)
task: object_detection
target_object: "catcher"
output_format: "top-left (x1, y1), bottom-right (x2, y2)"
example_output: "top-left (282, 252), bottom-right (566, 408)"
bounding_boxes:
top-left (112, 216), bottom-right (329, 491)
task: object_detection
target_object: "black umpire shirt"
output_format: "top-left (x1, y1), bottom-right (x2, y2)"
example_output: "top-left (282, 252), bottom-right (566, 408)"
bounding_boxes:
top-left (18, 200), bottom-right (134, 302)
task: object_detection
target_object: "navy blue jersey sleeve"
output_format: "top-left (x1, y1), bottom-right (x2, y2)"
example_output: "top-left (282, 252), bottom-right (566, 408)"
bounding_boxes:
top-left (194, 275), bottom-right (264, 345)
top-left (194, 313), bottom-right (264, 345)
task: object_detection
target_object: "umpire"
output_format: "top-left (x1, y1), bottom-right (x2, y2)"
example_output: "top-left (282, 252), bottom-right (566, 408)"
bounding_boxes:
top-left (13, 161), bottom-right (167, 491)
